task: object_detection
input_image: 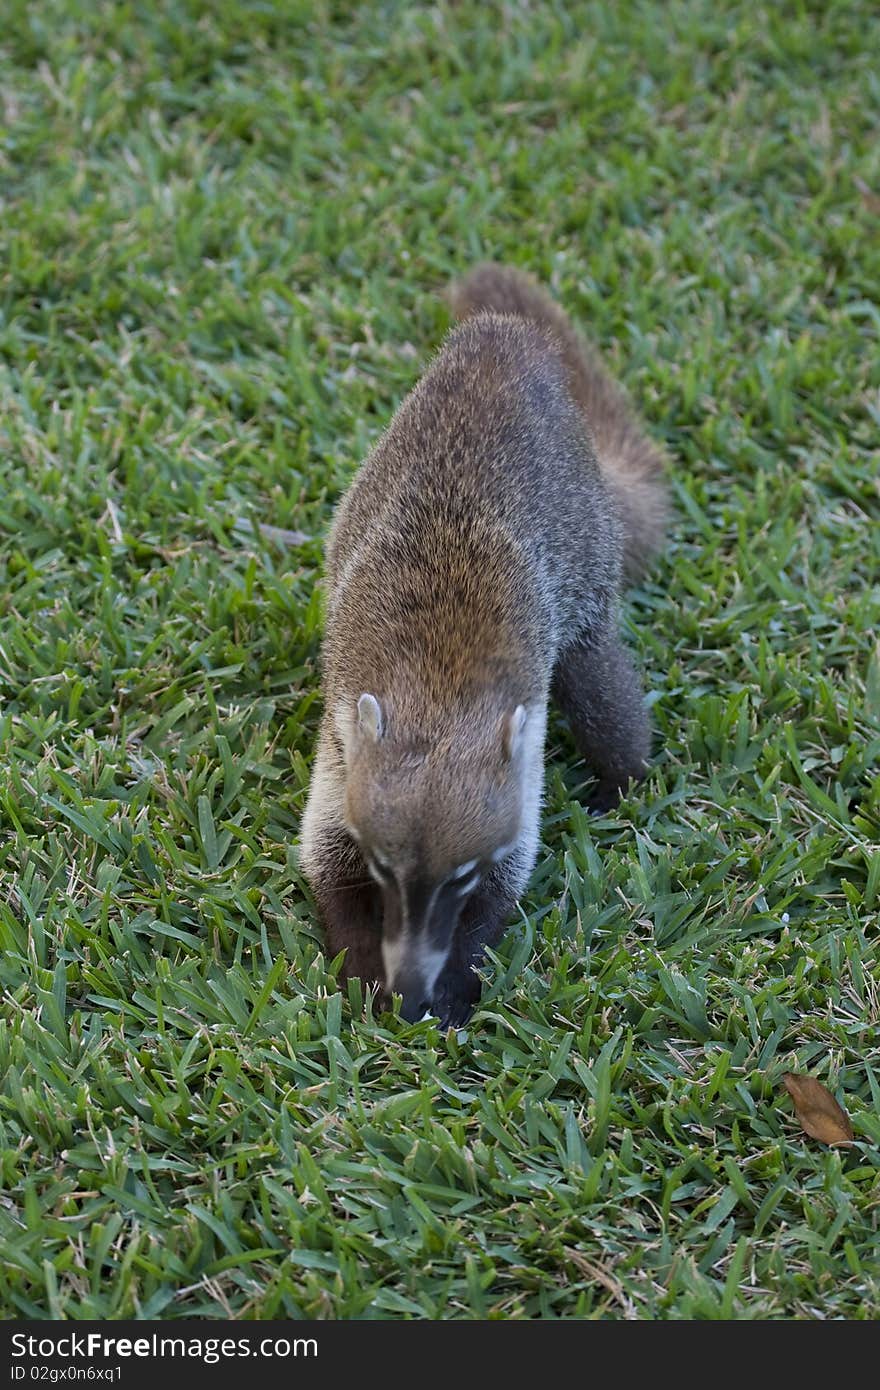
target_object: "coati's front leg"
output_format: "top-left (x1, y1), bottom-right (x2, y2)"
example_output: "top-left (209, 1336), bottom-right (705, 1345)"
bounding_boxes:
top-left (300, 732), bottom-right (386, 998)
top-left (552, 627), bottom-right (650, 813)
top-left (311, 845), bottom-right (385, 995)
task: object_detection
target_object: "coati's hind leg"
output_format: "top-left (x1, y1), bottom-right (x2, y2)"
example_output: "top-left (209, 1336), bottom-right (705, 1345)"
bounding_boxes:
top-left (552, 628), bottom-right (651, 813)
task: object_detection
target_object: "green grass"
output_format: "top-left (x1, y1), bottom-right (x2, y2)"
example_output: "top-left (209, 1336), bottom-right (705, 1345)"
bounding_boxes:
top-left (1, 0), bottom-right (879, 1320)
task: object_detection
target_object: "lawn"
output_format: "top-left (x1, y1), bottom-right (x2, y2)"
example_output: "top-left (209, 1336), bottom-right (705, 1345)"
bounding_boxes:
top-left (1, 0), bottom-right (879, 1320)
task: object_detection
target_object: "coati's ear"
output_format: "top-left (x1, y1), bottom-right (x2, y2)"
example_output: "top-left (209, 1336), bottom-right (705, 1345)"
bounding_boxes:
top-left (502, 704), bottom-right (527, 760)
top-left (356, 692), bottom-right (384, 742)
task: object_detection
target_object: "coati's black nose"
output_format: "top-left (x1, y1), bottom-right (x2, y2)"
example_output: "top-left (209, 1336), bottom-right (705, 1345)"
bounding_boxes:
top-left (397, 985), bottom-right (431, 1023)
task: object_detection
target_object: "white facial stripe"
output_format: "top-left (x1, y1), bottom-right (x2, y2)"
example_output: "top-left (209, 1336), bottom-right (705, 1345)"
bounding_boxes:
top-left (383, 931), bottom-right (449, 998)
top-left (382, 934), bottom-right (406, 984)
top-left (413, 940), bottom-right (448, 994)
top-left (490, 841), bottom-right (516, 864)
top-left (384, 877), bottom-right (452, 1000)
top-left (450, 858), bottom-right (478, 881)
top-left (367, 859), bottom-right (389, 886)
top-left (455, 872), bottom-right (480, 898)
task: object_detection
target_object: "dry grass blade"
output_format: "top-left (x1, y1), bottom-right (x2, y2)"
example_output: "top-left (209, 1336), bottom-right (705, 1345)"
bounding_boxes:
top-left (854, 175), bottom-right (880, 214)
top-left (781, 1073), bottom-right (855, 1146)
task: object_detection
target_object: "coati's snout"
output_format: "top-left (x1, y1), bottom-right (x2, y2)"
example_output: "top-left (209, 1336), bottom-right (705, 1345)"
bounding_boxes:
top-left (338, 691), bottom-right (528, 1020)
top-left (373, 857), bottom-right (485, 1020)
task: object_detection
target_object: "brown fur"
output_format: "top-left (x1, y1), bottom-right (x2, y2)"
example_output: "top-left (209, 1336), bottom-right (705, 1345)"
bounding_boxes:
top-left (449, 264), bottom-right (668, 583)
top-left (299, 265), bottom-right (668, 1023)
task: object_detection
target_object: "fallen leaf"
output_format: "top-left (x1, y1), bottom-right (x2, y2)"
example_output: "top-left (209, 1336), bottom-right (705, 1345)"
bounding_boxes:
top-left (253, 522), bottom-right (312, 547)
top-left (782, 1073), bottom-right (854, 1146)
top-left (854, 176), bottom-right (880, 215)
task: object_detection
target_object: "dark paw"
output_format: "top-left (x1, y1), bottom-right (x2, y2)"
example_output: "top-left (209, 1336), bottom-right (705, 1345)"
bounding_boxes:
top-left (587, 779), bottom-right (622, 815)
top-left (587, 768), bottom-right (646, 815)
top-left (431, 968), bottom-right (480, 1029)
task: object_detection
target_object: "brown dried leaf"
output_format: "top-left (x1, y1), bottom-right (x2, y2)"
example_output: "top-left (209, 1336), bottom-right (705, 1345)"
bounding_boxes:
top-left (854, 176), bottom-right (880, 215)
top-left (782, 1073), bottom-right (854, 1146)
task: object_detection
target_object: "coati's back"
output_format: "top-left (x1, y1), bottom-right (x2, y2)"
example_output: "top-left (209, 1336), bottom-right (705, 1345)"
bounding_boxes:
top-left (301, 264), bottom-right (668, 1025)
top-left (448, 265), bottom-right (668, 582)
top-left (324, 306), bottom-right (621, 710)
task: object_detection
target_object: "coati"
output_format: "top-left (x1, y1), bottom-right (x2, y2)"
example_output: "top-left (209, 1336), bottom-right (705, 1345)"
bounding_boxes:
top-left (299, 264), bottom-right (667, 1026)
